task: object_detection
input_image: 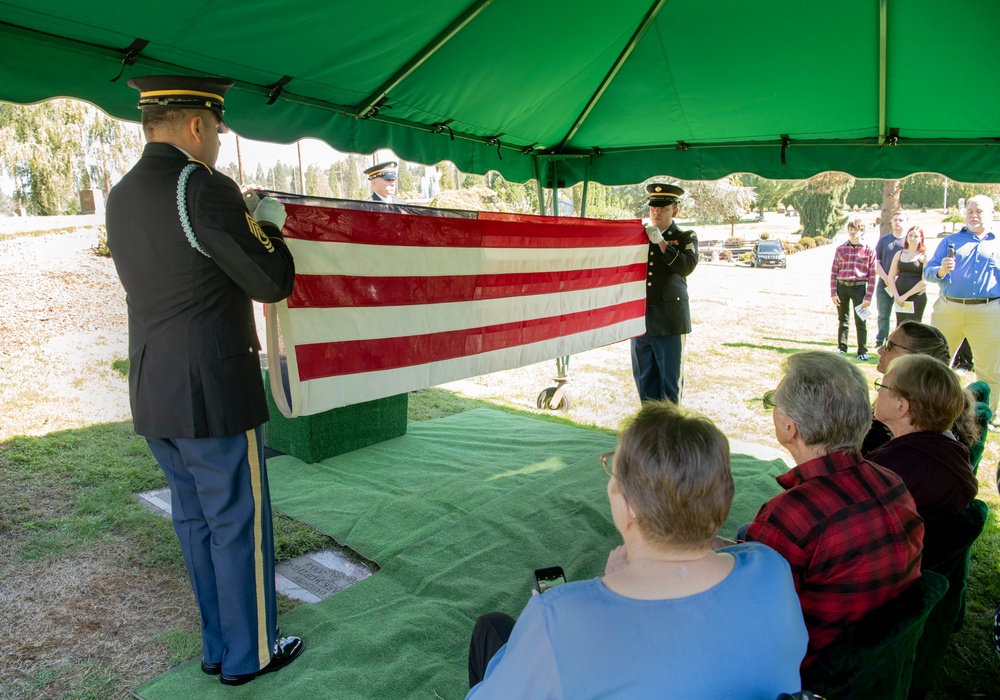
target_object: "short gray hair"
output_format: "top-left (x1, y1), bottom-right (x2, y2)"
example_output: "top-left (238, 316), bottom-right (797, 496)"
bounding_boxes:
top-left (774, 351), bottom-right (871, 454)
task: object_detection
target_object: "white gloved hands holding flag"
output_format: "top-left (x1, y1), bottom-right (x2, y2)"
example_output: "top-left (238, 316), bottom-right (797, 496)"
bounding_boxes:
top-left (645, 224), bottom-right (664, 245)
top-left (254, 197), bottom-right (287, 231)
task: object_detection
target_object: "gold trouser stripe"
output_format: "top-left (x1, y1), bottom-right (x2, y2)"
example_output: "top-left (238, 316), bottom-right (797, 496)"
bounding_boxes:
top-left (677, 334), bottom-right (687, 406)
top-left (246, 428), bottom-right (270, 669)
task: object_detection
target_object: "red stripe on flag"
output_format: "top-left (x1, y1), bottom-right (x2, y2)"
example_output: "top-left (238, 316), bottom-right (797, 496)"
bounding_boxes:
top-left (288, 264), bottom-right (648, 308)
top-left (295, 300), bottom-right (645, 380)
top-left (282, 204), bottom-right (644, 249)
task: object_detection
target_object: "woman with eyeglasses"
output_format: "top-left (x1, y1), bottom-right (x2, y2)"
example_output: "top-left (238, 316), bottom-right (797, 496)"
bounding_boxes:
top-left (465, 402), bottom-right (807, 699)
top-left (868, 355), bottom-right (978, 525)
top-left (862, 321), bottom-right (980, 454)
top-left (886, 226), bottom-right (928, 323)
top-left (861, 321), bottom-right (951, 455)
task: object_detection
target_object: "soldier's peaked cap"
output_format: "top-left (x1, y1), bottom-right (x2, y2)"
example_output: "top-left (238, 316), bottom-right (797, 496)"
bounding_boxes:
top-left (364, 161), bottom-right (398, 180)
top-left (128, 75), bottom-right (233, 118)
top-left (646, 182), bottom-right (684, 206)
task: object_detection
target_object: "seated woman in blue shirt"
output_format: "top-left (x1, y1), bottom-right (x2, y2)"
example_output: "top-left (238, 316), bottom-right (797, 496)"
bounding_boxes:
top-left (466, 402), bottom-right (808, 699)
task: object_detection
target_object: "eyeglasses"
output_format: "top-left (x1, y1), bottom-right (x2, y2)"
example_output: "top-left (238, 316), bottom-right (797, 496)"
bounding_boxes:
top-left (881, 338), bottom-right (915, 353)
top-left (762, 390), bottom-right (776, 411)
top-left (874, 378), bottom-right (895, 393)
top-left (601, 451), bottom-right (615, 477)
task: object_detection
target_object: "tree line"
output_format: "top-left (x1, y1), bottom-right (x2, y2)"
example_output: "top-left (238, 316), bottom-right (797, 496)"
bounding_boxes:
top-left (1, 100), bottom-right (995, 236)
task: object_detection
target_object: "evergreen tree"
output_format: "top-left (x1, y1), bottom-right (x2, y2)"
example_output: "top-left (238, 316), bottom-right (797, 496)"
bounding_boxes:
top-left (437, 162), bottom-right (456, 191)
top-left (786, 173), bottom-right (854, 238)
top-left (845, 179), bottom-right (883, 208)
top-left (305, 164), bottom-right (333, 197)
top-left (740, 174), bottom-right (798, 215)
top-left (219, 162), bottom-right (241, 182)
top-left (344, 155), bottom-right (364, 199)
top-left (397, 163), bottom-right (416, 197)
top-left (0, 100), bottom-right (87, 214)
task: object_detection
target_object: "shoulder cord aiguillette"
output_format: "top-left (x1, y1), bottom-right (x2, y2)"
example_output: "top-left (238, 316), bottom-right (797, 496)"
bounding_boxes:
top-left (177, 163), bottom-right (211, 258)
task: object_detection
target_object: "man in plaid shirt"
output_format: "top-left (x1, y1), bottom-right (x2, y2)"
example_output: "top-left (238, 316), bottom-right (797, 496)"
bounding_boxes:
top-left (746, 351), bottom-right (923, 670)
top-left (830, 219), bottom-right (877, 361)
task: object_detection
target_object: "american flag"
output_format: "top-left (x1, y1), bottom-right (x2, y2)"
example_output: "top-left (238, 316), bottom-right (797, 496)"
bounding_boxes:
top-left (263, 196), bottom-right (647, 417)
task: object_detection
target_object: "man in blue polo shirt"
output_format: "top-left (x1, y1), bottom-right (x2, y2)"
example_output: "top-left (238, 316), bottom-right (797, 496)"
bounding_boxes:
top-left (874, 211), bottom-right (908, 347)
top-left (924, 194), bottom-right (1000, 418)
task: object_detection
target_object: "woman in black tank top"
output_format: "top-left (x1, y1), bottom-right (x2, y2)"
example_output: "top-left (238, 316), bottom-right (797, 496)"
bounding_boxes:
top-left (888, 226), bottom-right (928, 323)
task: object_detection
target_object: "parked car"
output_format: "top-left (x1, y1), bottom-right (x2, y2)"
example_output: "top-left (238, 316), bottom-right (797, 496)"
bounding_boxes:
top-left (750, 239), bottom-right (787, 268)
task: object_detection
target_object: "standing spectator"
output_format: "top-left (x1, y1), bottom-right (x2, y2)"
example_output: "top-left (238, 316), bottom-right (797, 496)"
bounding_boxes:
top-left (952, 338), bottom-right (974, 375)
top-left (924, 194), bottom-right (1000, 420)
top-left (105, 75), bottom-right (303, 686)
top-left (887, 226), bottom-right (928, 323)
top-left (830, 219), bottom-right (877, 361)
top-left (631, 183), bottom-right (699, 404)
top-left (874, 211), bottom-right (909, 346)
top-left (745, 351), bottom-right (923, 669)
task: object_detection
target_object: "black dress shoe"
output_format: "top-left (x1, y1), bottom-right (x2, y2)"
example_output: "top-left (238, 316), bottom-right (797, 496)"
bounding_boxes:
top-left (220, 635), bottom-right (304, 686)
top-left (201, 660), bottom-right (222, 675)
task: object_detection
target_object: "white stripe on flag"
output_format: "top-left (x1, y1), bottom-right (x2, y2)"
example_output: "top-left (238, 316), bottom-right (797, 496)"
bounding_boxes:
top-left (285, 282), bottom-right (646, 344)
top-left (287, 240), bottom-right (649, 277)
top-left (295, 320), bottom-right (644, 412)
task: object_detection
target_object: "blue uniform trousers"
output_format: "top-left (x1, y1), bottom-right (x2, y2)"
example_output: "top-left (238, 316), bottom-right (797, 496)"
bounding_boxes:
top-left (146, 427), bottom-right (277, 676)
top-left (631, 334), bottom-right (684, 404)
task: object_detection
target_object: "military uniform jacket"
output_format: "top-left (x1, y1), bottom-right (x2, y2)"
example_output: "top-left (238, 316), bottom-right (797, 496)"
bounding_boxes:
top-left (371, 192), bottom-right (405, 204)
top-left (106, 142), bottom-right (295, 438)
top-left (644, 222), bottom-right (699, 336)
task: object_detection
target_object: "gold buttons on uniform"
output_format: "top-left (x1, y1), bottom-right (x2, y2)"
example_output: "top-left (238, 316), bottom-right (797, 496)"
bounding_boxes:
top-left (248, 347), bottom-right (253, 352)
top-left (647, 282), bottom-right (652, 286)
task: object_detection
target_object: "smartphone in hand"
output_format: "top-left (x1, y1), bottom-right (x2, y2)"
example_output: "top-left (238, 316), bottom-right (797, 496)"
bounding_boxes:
top-left (533, 566), bottom-right (567, 594)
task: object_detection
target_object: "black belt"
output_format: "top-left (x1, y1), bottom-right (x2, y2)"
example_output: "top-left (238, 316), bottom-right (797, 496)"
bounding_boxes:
top-left (837, 280), bottom-right (868, 286)
top-left (944, 296), bottom-right (1000, 305)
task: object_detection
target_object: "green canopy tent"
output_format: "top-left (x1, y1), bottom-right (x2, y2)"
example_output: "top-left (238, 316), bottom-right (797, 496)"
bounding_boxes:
top-left (2, 0), bottom-right (998, 190)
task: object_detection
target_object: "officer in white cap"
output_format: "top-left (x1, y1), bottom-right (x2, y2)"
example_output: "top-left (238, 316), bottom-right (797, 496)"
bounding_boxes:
top-left (105, 74), bottom-right (303, 686)
top-left (363, 160), bottom-right (405, 203)
top-left (632, 183), bottom-right (699, 404)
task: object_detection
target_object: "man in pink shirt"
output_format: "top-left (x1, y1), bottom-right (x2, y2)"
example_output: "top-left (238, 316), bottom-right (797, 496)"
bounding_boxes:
top-left (830, 219), bottom-right (877, 361)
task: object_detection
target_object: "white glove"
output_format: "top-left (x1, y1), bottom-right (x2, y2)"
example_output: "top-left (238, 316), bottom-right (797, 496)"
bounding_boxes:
top-left (254, 197), bottom-right (287, 230)
top-left (645, 225), bottom-right (664, 245)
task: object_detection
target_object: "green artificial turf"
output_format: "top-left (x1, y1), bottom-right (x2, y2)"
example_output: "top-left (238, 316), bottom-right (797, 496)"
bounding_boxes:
top-left (135, 409), bottom-right (785, 699)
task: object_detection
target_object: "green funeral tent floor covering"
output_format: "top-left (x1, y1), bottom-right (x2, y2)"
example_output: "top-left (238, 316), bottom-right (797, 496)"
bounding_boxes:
top-left (135, 408), bottom-right (786, 699)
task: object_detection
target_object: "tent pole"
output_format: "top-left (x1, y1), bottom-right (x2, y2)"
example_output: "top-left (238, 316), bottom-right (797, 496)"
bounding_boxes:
top-left (551, 160), bottom-right (559, 218)
top-left (877, 0), bottom-right (888, 146)
top-left (534, 156), bottom-right (546, 216)
top-left (581, 160), bottom-right (591, 218)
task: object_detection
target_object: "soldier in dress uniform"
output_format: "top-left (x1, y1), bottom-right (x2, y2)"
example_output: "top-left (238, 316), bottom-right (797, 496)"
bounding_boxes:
top-left (631, 183), bottom-right (699, 404)
top-left (364, 160), bottom-right (405, 203)
top-left (105, 75), bottom-right (303, 686)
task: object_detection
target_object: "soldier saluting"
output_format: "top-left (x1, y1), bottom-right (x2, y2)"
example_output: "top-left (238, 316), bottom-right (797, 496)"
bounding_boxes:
top-left (631, 183), bottom-right (699, 405)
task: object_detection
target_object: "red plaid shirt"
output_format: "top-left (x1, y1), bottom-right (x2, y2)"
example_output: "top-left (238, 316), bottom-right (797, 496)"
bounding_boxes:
top-left (830, 241), bottom-right (877, 302)
top-left (745, 450), bottom-right (923, 669)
